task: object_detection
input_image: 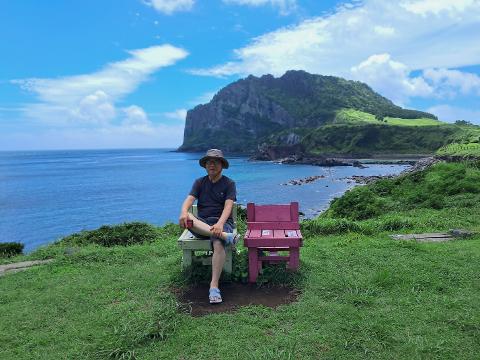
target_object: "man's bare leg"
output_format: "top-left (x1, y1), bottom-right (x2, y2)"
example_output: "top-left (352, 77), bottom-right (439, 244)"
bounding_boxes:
top-left (210, 240), bottom-right (225, 289)
top-left (187, 213), bottom-right (230, 241)
top-left (185, 214), bottom-right (229, 289)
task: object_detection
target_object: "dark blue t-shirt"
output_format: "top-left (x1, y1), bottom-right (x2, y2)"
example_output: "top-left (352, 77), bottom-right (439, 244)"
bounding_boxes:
top-left (189, 175), bottom-right (236, 222)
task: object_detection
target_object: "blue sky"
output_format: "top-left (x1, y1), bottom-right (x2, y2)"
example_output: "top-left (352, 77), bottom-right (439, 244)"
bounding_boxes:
top-left (1, 0), bottom-right (480, 150)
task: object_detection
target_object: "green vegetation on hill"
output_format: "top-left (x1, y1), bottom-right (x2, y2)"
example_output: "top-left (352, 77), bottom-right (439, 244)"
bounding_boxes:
top-left (328, 162), bottom-right (480, 221)
top-left (303, 161), bottom-right (480, 236)
top-left (299, 123), bottom-right (459, 155)
top-left (438, 143), bottom-right (480, 156)
top-left (435, 123), bottom-right (480, 157)
top-left (260, 72), bottom-right (435, 124)
top-left (1, 161), bottom-right (479, 359)
top-left (264, 108), bottom-right (480, 157)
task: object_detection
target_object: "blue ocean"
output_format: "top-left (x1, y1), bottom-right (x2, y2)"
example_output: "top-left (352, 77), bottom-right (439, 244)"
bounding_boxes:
top-left (0, 149), bottom-right (408, 252)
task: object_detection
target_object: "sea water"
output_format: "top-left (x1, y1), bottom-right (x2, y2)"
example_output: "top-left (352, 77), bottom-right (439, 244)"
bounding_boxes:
top-left (0, 149), bottom-right (408, 252)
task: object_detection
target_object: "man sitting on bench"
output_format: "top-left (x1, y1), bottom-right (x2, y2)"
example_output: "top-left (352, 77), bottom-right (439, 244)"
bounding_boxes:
top-left (179, 149), bottom-right (238, 304)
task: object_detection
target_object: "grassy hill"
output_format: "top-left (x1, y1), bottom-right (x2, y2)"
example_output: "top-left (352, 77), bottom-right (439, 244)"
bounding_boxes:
top-left (435, 123), bottom-right (480, 157)
top-left (264, 109), bottom-right (480, 157)
top-left (1, 161), bottom-right (479, 359)
top-left (180, 71), bottom-right (437, 153)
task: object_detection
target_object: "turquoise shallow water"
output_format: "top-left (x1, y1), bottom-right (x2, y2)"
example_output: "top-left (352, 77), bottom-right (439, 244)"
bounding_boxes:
top-left (0, 149), bottom-right (408, 252)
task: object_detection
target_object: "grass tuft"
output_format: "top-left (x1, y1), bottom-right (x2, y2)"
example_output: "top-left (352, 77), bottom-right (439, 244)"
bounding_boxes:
top-left (59, 222), bottom-right (159, 247)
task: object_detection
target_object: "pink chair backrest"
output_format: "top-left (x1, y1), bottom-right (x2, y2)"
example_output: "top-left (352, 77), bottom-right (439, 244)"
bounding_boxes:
top-left (247, 202), bottom-right (299, 230)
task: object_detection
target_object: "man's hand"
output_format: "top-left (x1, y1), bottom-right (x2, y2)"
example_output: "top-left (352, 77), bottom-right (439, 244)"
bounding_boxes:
top-left (210, 222), bottom-right (224, 238)
top-left (179, 211), bottom-right (189, 228)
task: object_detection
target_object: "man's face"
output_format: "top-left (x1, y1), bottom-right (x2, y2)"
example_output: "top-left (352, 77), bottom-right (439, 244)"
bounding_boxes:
top-left (205, 158), bottom-right (223, 177)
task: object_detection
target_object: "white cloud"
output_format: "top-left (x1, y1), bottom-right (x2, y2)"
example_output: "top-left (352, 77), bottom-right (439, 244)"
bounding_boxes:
top-left (351, 54), bottom-right (433, 105)
top-left (122, 105), bottom-right (151, 127)
top-left (14, 45), bottom-right (188, 105)
top-left (8, 44), bottom-right (189, 149)
top-left (374, 25), bottom-right (395, 36)
top-left (223, 0), bottom-right (297, 15)
top-left (13, 44), bottom-right (188, 126)
top-left (164, 108), bottom-right (187, 121)
top-left (423, 68), bottom-right (480, 96)
top-left (74, 91), bottom-right (117, 125)
top-left (194, 0), bottom-right (480, 78)
top-left (401, 0), bottom-right (476, 16)
top-left (427, 104), bottom-right (480, 124)
top-left (145, 0), bottom-right (195, 15)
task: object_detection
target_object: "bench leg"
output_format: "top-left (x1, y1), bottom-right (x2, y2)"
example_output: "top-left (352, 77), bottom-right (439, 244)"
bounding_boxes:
top-left (223, 247), bottom-right (233, 274)
top-left (287, 247), bottom-right (299, 270)
top-left (248, 247), bottom-right (259, 283)
top-left (182, 250), bottom-right (193, 269)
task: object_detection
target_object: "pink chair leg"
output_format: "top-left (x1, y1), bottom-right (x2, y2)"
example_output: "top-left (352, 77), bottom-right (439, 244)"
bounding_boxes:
top-left (288, 247), bottom-right (300, 270)
top-left (248, 247), bottom-right (259, 283)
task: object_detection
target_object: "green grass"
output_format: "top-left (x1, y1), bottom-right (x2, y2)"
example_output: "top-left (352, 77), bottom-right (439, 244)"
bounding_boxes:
top-left (326, 162), bottom-right (480, 221)
top-left (384, 117), bottom-right (443, 126)
top-left (437, 143), bottom-right (480, 156)
top-left (435, 125), bottom-right (480, 156)
top-left (302, 123), bottom-right (459, 155)
top-left (1, 162), bottom-right (480, 359)
top-left (296, 109), bottom-right (469, 156)
top-left (335, 109), bottom-right (443, 126)
top-left (335, 109), bottom-right (380, 124)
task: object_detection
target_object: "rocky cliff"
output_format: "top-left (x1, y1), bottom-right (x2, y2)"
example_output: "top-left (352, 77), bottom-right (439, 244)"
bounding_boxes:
top-left (178, 70), bottom-right (436, 154)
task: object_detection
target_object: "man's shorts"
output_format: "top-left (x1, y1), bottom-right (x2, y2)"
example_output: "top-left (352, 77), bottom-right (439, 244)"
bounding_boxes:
top-left (189, 216), bottom-right (234, 248)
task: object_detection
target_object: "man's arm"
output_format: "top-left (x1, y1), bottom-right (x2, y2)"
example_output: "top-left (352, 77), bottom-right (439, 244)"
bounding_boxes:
top-left (179, 195), bottom-right (196, 228)
top-left (210, 199), bottom-right (234, 237)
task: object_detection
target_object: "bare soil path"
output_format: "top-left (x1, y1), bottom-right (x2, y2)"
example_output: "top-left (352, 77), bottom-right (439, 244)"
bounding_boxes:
top-left (174, 283), bottom-right (300, 316)
top-left (0, 259), bottom-right (54, 277)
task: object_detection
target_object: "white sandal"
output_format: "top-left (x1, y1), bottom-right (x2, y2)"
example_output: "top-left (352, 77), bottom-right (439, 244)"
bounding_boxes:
top-left (209, 288), bottom-right (222, 304)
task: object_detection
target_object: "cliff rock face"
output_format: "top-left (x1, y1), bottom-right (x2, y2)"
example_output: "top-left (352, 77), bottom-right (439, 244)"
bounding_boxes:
top-left (180, 74), bottom-right (295, 153)
top-left (178, 70), bottom-right (436, 153)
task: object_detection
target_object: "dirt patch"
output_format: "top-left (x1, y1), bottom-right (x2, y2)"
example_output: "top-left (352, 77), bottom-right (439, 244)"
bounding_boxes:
top-left (174, 283), bottom-right (300, 316)
top-left (0, 259), bottom-right (54, 277)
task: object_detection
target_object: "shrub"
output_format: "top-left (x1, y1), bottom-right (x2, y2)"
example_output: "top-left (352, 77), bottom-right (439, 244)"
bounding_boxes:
top-left (0, 242), bottom-right (24, 258)
top-left (314, 162), bottom-right (480, 224)
top-left (60, 222), bottom-right (158, 247)
top-left (328, 187), bottom-right (386, 220)
top-left (371, 179), bottom-right (395, 196)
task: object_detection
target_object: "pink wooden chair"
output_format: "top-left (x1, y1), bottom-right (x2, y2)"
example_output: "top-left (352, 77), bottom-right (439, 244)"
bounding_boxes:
top-left (243, 202), bottom-right (303, 283)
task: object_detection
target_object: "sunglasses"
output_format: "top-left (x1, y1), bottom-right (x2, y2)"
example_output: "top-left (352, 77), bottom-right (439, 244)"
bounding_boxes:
top-left (205, 159), bottom-right (222, 166)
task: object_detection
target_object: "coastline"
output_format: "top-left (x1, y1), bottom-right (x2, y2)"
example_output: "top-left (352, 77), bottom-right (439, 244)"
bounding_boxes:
top-left (175, 147), bottom-right (432, 166)
top-left (2, 149), bottom-right (409, 252)
top-left (265, 154), bottom-right (423, 167)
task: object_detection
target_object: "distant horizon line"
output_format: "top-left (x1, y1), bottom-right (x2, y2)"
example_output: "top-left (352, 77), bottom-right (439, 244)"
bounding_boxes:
top-left (0, 147), bottom-right (182, 153)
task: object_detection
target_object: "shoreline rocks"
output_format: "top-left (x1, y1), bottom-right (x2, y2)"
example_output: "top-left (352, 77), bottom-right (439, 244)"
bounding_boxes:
top-left (251, 150), bottom-right (422, 167)
top-left (343, 174), bottom-right (398, 184)
top-left (276, 155), bottom-right (351, 167)
top-left (282, 175), bottom-right (326, 186)
top-left (341, 155), bottom-right (464, 184)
